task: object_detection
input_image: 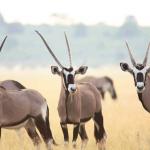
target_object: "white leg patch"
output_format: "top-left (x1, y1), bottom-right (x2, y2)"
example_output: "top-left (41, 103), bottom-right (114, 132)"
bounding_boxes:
top-left (93, 119), bottom-right (99, 131)
top-left (64, 141), bottom-right (69, 147)
top-left (72, 141), bottom-right (77, 149)
top-left (47, 139), bottom-right (53, 150)
top-left (41, 102), bottom-right (47, 121)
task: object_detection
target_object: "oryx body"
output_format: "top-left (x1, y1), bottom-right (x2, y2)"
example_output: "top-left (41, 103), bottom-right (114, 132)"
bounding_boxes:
top-left (36, 31), bottom-right (106, 150)
top-left (0, 37), bottom-right (55, 150)
top-left (78, 76), bottom-right (117, 100)
top-left (58, 82), bottom-right (101, 123)
top-left (0, 87), bottom-right (54, 150)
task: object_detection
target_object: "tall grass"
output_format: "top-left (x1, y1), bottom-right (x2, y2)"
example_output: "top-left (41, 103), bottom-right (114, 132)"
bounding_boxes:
top-left (0, 67), bottom-right (150, 150)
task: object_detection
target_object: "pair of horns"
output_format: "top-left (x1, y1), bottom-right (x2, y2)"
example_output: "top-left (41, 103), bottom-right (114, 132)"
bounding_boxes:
top-left (0, 36), bottom-right (7, 52)
top-left (35, 30), bottom-right (72, 69)
top-left (126, 42), bottom-right (150, 66)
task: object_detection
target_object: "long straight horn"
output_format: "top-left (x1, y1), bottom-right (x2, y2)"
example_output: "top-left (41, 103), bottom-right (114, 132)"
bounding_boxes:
top-left (64, 32), bottom-right (72, 67)
top-left (143, 42), bottom-right (150, 66)
top-left (125, 42), bottom-right (136, 66)
top-left (35, 30), bottom-right (65, 68)
top-left (0, 36), bottom-right (7, 52)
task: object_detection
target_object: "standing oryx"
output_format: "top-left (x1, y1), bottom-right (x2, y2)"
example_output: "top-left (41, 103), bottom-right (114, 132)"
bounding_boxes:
top-left (0, 36), bottom-right (56, 150)
top-left (120, 42), bottom-right (150, 112)
top-left (78, 76), bottom-right (117, 100)
top-left (36, 31), bottom-right (106, 150)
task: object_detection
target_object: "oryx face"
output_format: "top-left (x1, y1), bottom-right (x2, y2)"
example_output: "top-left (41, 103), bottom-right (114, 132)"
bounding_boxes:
top-left (51, 66), bottom-right (88, 93)
top-left (120, 63), bottom-right (150, 93)
top-left (120, 42), bottom-right (150, 93)
top-left (36, 30), bottom-right (88, 93)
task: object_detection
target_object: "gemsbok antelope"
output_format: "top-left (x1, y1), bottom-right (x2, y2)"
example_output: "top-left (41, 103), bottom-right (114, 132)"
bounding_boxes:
top-left (78, 76), bottom-right (117, 100)
top-left (120, 42), bottom-right (150, 112)
top-left (36, 31), bottom-right (106, 150)
top-left (0, 36), bottom-right (55, 150)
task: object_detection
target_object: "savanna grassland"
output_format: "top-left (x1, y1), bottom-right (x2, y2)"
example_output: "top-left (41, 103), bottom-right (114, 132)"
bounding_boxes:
top-left (0, 67), bottom-right (150, 150)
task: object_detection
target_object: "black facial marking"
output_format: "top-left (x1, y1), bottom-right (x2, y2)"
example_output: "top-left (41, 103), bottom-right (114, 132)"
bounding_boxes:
top-left (67, 74), bottom-right (74, 84)
top-left (63, 74), bottom-right (68, 89)
top-left (135, 64), bottom-right (144, 70)
top-left (137, 73), bottom-right (144, 82)
top-left (133, 73), bottom-right (137, 86)
top-left (64, 67), bottom-right (73, 72)
top-left (62, 67), bottom-right (75, 91)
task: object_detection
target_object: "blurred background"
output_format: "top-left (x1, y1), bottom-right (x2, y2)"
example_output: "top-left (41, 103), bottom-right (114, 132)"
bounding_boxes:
top-left (0, 0), bottom-right (150, 68)
top-left (1, 1), bottom-right (150, 150)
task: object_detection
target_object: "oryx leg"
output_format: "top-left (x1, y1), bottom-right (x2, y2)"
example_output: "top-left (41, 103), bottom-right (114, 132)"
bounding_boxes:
top-left (93, 111), bottom-right (106, 150)
top-left (72, 123), bottom-right (80, 149)
top-left (60, 123), bottom-right (69, 146)
top-left (79, 124), bottom-right (88, 150)
top-left (35, 106), bottom-right (54, 150)
top-left (25, 120), bottom-right (41, 150)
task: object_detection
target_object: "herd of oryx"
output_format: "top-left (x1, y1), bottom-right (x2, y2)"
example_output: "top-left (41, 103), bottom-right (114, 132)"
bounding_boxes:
top-left (0, 31), bottom-right (150, 150)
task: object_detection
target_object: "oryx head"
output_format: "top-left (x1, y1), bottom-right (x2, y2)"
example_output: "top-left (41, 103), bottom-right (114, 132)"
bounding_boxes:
top-left (0, 36), bottom-right (7, 52)
top-left (120, 42), bottom-right (150, 93)
top-left (36, 31), bottom-right (88, 94)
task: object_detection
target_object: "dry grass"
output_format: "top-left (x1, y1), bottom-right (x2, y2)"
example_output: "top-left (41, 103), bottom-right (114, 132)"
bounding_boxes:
top-left (0, 67), bottom-right (150, 150)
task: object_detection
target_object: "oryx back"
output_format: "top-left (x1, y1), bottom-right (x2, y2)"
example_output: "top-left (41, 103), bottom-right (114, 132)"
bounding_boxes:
top-left (0, 88), bottom-right (46, 127)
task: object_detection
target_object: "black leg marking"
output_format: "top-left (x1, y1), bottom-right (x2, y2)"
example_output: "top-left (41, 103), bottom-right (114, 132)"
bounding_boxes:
top-left (0, 128), bottom-right (1, 139)
top-left (79, 124), bottom-right (88, 140)
top-left (35, 114), bottom-right (53, 147)
top-left (93, 111), bottom-right (106, 143)
top-left (25, 127), bottom-right (41, 146)
top-left (72, 124), bottom-right (80, 142)
top-left (46, 106), bottom-right (57, 145)
top-left (60, 123), bottom-right (69, 142)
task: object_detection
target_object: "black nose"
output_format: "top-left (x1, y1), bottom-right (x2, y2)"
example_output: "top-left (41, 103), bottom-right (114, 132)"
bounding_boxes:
top-left (137, 86), bottom-right (144, 90)
top-left (71, 88), bottom-right (76, 92)
top-left (112, 94), bottom-right (117, 100)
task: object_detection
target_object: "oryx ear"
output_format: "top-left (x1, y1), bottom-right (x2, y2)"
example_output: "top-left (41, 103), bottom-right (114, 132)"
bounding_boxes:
top-left (51, 66), bottom-right (60, 75)
top-left (120, 63), bottom-right (130, 71)
top-left (75, 66), bottom-right (88, 75)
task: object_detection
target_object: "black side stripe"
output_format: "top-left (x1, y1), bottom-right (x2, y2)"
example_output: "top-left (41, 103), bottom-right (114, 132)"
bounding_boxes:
top-left (1, 115), bottom-right (30, 128)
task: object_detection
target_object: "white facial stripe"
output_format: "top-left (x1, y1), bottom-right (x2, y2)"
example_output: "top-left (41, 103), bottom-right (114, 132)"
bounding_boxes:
top-left (137, 82), bottom-right (144, 87)
top-left (68, 84), bottom-right (76, 92)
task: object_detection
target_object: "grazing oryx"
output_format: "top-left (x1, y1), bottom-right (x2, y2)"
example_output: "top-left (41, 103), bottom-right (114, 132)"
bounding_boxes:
top-left (36, 31), bottom-right (106, 150)
top-left (78, 76), bottom-right (117, 100)
top-left (0, 36), bottom-right (56, 150)
top-left (120, 42), bottom-right (150, 112)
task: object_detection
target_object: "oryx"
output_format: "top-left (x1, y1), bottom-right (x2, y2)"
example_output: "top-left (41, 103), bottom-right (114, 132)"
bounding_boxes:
top-left (120, 42), bottom-right (150, 112)
top-left (36, 31), bottom-right (106, 150)
top-left (0, 36), bottom-right (56, 150)
top-left (78, 76), bottom-right (117, 100)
